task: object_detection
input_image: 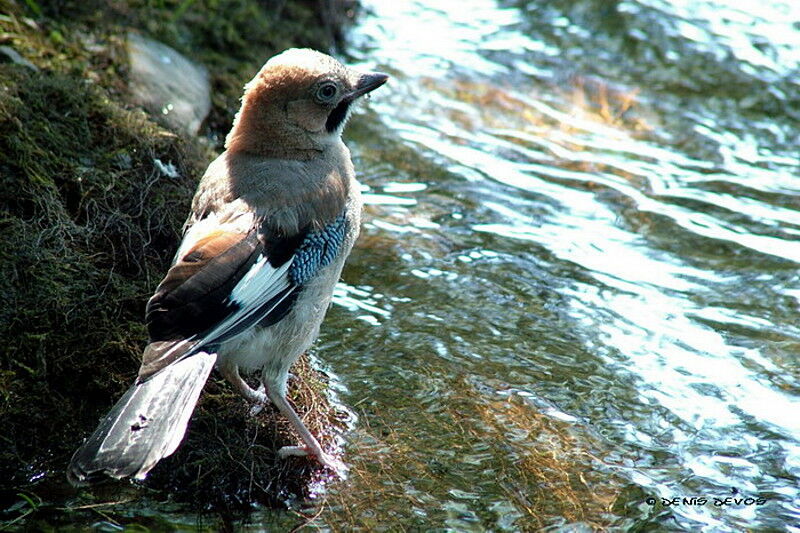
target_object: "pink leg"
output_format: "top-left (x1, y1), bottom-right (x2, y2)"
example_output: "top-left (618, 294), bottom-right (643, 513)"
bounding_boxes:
top-left (218, 364), bottom-right (268, 415)
top-left (262, 379), bottom-right (348, 475)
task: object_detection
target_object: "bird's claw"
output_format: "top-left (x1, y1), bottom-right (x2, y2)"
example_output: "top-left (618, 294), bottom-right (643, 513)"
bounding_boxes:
top-left (247, 384), bottom-right (267, 416)
top-left (277, 445), bottom-right (349, 476)
top-left (276, 445), bottom-right (309, 458)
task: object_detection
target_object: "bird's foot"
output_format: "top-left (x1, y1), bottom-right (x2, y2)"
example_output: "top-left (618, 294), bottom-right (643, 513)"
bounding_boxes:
top-left (277, 445), bottom-right (349, 476)
top-left (247, 384), bottom-right (268, 416)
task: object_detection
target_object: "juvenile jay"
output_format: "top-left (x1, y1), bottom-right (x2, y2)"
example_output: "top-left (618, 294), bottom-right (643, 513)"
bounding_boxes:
top-left (67, 48), bottom-right (388, 484)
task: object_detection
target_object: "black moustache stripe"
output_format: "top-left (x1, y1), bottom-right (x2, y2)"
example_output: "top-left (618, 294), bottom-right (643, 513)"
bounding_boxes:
top-left (326, 100), bottom-right (351, 133)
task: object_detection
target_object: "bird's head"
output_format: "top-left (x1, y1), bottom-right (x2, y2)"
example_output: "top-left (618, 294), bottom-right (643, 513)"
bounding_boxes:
top-left (225, 48), bottom-right (388, 157)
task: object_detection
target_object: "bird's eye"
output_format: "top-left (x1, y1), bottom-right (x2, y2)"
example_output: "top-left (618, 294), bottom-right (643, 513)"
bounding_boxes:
top-left (315, 82), bottom-right (338, 102)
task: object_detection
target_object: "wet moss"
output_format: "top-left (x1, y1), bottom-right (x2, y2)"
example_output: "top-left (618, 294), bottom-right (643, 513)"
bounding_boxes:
top-left (0, 67), bottom-right (199, 487)
top-left (321, 374), bottom-right (621, 531)
top-left (147, 355), bottom-right (349, 515)
top-left (1, 0), bottom-right (356, 528)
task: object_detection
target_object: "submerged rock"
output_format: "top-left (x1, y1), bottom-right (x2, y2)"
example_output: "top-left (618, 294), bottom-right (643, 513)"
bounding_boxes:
top-left (127, 32), bottom-right (211, 135)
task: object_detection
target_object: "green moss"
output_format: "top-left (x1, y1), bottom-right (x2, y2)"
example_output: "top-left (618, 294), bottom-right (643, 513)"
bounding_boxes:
top-left (6, 0), bottom-right (358, 138)
top-left (0, 65), bottom-right (201, 484)
top-left (0, 0), bottom-right (357, 527)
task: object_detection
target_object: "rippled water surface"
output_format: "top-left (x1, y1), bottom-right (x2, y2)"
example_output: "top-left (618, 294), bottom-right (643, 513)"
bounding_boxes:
top-left (291, 0), bottom-right (800, 530)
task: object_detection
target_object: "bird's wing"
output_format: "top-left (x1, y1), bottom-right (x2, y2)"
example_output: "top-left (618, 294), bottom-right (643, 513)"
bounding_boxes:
top-left (138, 211), bottom-right (348, 380)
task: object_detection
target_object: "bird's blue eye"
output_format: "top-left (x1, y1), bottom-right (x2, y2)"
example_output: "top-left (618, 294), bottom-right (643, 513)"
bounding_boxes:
top-left (316, 83), bottom-right (338, 102)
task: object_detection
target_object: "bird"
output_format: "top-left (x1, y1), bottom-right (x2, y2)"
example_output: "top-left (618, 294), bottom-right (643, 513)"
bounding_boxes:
top-left (67, 48), bottom-right (388, 484)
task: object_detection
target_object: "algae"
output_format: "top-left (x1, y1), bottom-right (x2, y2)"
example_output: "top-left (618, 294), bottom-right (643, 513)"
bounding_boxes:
top-left (0, 0), bottom-right (356, 528)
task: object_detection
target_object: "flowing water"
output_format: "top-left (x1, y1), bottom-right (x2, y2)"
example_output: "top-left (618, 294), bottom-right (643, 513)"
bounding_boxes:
top-left (294, 0), bottom-right (800, 530)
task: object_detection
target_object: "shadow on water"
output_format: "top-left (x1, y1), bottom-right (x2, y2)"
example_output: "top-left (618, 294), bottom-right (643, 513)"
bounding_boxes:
top-left (293, 0), bottom-right (800, 530)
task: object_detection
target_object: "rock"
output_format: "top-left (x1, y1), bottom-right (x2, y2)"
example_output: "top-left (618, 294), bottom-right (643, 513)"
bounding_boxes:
top-left (127, 32), bottom-right (211, 136)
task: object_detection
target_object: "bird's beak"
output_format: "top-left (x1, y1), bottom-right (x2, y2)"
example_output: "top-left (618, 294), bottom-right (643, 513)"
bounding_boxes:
top-left (347, 72), bottom-right (389, 100)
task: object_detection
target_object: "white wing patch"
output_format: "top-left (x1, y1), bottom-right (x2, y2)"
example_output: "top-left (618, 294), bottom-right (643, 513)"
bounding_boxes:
top-left (198, 255), bottom-right (295, 346)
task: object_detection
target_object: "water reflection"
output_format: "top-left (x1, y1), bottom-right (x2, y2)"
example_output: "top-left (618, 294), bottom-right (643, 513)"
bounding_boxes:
top-left (313, 0), bottom-right (800, 530)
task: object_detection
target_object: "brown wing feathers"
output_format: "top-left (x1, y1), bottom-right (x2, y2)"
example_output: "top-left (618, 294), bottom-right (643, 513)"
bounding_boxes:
top-left (139, 222), bottom-right (313, 378)
top-left (138, 230), bottom-right (257, 378)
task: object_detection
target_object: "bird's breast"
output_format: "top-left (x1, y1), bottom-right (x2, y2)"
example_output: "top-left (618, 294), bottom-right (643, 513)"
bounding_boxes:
top-left (215, 194), bottom-right (360, 380)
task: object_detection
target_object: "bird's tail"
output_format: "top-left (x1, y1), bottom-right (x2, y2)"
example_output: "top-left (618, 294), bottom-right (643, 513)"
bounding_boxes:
top-left (67, 351), bottom-right (217, 485)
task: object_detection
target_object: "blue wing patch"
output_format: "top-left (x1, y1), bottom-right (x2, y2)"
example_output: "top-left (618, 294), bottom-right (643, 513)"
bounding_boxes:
top-left (288, 214), bottom-right (348, 286)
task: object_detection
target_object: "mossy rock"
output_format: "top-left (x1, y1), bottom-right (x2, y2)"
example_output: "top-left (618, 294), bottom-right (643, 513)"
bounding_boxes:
top-left (0, 0), bottom-right (357, 525)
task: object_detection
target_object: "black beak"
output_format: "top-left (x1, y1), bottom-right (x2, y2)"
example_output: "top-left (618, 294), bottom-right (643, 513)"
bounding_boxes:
top-left (348, 72), bottom-right (389, 100)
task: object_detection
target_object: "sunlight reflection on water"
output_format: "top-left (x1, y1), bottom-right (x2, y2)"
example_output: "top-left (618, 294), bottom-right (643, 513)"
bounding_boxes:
top-left (321, 0), bottom-right (800, 530)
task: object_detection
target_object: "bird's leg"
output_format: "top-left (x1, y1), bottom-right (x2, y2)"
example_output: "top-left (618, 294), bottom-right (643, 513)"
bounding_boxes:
top-left (261, 378), bottom-right (348, 475)
top-left (218, 363), bottom-right (268, 415)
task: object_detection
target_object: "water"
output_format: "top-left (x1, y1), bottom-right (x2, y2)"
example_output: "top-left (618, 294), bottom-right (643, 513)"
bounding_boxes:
top-left (300, 0), bottom-right (800, 530)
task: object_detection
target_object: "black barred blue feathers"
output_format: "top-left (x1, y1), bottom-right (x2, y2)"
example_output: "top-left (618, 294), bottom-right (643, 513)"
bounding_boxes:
top-left (289, 214), bottom-right (347, 286)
